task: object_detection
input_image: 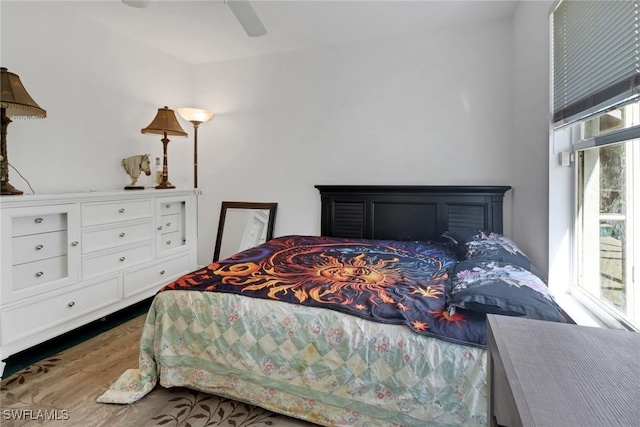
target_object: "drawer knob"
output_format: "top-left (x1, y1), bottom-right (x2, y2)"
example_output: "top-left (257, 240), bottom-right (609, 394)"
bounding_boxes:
top-left (165, 204), bottom-right (171, 208)
top-left (68, 302), bottom-right (75, 307)
top-left (34, 218), bottom-right (44, 224)
top-left (119, 208), bottom-right (125, 213)
top-left (71, 241), bottom-right (79, 247)
top-left (160, 270), bottom-right (165, 275)
top-left (166, 222), bottom-right (171, 227)
top-left (119, 232), bottom-right (126, 237)
top-left (166, 240), bottom-right (171, 245)
top-left (119, 256), bottom-right (126, 262)
top-left (157, 226), bottom-right (163, 231)
top-left (35, 244), bottom-right (44, 250)
top-left (35, 271), bottom-right (44, 277)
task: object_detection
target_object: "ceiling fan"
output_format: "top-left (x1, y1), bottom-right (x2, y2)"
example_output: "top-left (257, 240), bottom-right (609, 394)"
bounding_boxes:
top-left (121, 0), bottom-right (267, 37)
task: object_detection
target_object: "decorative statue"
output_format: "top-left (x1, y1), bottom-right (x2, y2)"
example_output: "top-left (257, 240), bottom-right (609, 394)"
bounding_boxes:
top-left (121, 154), bottom-right (151, 190)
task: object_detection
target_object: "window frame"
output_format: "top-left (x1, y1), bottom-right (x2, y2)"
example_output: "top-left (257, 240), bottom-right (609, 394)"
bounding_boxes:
top-left (568, 110), bottom-right (639, 331)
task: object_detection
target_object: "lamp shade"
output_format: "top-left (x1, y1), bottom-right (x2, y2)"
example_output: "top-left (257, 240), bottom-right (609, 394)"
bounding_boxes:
top-left (0, 67), bottom-right (46, 118)
top-left (177, 107), bottom-right (214, 124)
top-left (141, 106), bottom-right (187, 137)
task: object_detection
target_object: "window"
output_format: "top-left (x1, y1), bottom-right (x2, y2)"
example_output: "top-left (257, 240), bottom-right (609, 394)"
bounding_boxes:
top-left (576, 102), bottom-right (639, 329)
top-left (552, 0), bottom-right (640, 329)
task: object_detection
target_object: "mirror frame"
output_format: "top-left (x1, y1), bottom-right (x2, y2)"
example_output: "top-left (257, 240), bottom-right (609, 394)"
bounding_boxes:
top-left (213, 201), bottom-right (278, 262)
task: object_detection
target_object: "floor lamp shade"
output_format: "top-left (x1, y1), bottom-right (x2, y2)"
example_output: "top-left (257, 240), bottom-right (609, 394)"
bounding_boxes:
top-left (1, 67), bottom-right (46, 195)
top-left (177, 107), bottom-right (213, 189)
top-left (141, 106), bottom-right (187, 189)
top-left (177, 108), bottom-right (214, 124)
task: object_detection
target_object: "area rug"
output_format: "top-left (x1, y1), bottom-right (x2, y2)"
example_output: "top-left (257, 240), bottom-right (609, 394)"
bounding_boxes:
top-left (0, 314), bottom-right (316, 427)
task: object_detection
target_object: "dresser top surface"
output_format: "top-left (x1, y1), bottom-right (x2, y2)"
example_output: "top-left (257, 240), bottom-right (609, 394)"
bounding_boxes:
top-left (488, 314), bottom-right (640, 426)
top-left (0, 189), bottom-right (195, 208)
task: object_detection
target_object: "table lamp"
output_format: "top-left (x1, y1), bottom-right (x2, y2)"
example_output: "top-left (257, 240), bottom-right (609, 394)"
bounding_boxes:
top-left (141, 106), bottom-right (187, 189)
top-left (1, 67), bottom-right (46, 195)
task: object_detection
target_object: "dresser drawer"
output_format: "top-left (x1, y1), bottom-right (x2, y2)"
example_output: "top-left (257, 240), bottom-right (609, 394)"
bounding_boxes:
top-left (82, 219), bottom-right (153, 254)
top-left (158, 201), bottom-right (183, 216)
top-left (123, 254), bottom-right (190, 298)
top-left (82, 199), bottom-right (152, 227)
top-left (12, 231), bottom-right (67, 265)
top-left (1, 276), bottom-right (120, 346)
top-left (82, 243), bottom-right (153, 280)
top-left (12, 256), bottom-right (68, 292)
top-left (12, 213), bottom-right (67, 237)
top-left (159, 230), bottom-right (184, 250)
top-left (157, 213), bottom-right (182, 234)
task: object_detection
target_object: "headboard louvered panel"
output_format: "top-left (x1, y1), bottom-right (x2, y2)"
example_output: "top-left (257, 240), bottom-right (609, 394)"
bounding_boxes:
top-left (331, 201), bottom-right (365, 238)
top-left (445, 204), bottom-right (488, 231)
top-left (316, 185), bottom-right (511, 241)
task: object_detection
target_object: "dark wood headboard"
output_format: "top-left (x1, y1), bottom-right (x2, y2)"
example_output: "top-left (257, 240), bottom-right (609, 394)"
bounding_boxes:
top-left (316, 185), bottom-right (511, 241)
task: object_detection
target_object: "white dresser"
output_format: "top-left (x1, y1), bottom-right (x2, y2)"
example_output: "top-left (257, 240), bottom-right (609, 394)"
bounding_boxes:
top-left (0, 189), bottom-right (197, 374)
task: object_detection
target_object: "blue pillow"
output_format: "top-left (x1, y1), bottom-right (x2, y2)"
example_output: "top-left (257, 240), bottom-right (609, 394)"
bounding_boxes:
top-left (447, 260), bottom-right (565, 322)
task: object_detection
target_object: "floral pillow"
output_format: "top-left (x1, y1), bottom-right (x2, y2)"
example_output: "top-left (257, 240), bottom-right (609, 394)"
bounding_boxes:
top-left (442, 228), bottom-right (545, 281)
top-left (441, 228), bottom-right (485, 247)
top-left (447, 259), bottom-right (566, 322)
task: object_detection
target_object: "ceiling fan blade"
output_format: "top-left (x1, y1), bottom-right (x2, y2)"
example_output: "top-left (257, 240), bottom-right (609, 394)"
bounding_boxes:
top-left (121, 0), bottom-right (155, 8)
top-left (226, 0), bottom-right (267, 38)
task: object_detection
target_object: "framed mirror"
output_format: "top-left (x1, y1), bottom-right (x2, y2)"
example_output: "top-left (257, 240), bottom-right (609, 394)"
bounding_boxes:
top-left (213, 201), bottom-right (278, 262)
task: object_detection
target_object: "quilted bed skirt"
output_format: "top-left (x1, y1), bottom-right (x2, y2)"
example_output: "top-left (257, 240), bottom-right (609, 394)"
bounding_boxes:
top-left (98, 291), bottom-right (488, 426)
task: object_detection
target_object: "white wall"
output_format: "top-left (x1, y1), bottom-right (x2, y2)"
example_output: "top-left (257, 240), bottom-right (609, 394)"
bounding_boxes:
top-left (511, 0), bottom-right (555, 275)
top-left (1, 2), bottom-right (193, 194)
top-left (3, 2), bottom-right (557, 273)
top-left (192, 18), bottom-right (515, 264)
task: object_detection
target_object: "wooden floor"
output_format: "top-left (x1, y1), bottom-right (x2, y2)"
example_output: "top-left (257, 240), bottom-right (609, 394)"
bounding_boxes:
top-left (0, 313), bottom-right (315, 427)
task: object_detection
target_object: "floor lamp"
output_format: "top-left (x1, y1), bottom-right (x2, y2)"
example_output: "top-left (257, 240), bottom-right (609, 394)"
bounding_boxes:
top-left (177, 108), bottom-right (213, 188)
top-left (1, 68), bottom-right (46, 195)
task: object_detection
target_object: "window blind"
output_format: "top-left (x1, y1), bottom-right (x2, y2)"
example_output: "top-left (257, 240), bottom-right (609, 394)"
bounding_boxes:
top-left (552, 0), bottom-right (640, 126)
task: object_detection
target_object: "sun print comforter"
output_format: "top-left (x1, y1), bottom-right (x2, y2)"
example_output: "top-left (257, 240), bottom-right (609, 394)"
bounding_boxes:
top-left (163, 235), bottom-right (488, 348)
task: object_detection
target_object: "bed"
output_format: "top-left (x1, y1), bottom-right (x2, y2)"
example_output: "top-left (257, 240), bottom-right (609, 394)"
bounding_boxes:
top-left (98, 185), bottom-right (566, 426)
